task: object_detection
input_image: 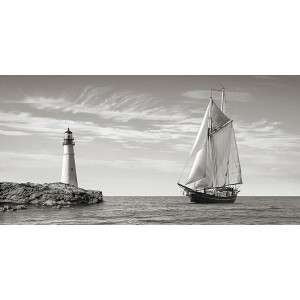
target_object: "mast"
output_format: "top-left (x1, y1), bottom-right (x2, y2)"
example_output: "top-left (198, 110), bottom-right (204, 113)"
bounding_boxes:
top-left (208, 97), bottom-right (213, 133)
top-left (220, 86), bottom-right (231, 187)
top-left (221, 86), bottom-right (229, 185)
top-left (221, 86), bottom-right (225, 112)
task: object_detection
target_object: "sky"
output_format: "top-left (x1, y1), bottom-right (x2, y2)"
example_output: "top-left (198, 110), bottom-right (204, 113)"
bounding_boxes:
top-left (0, 75), bottom-right (299, 196)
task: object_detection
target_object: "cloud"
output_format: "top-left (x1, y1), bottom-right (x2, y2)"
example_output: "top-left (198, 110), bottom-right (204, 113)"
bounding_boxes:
top-left (0, 85), bottom-right (207, 152)
top-left (0, 129), bottom-right (32, 136)
top-left (233, 118), bottom-right (300, 188)
top-left (22, 87), bottom-right (188, 122)
top-left (0, 111), bottom-right (65, 137)
top-left (253, 75), bottom-right (278, 80)
top-left (77, 157), bottom-right (182, 173)
top-left (0, 111), bottom-right (191, 146)
top-left (253, 75), bottom-right (286, 87)
top-left (182, 89), bottom-right (252, 102)
top-left (0, 151), bottom-right (61, 170)
top-left (169, 143), bottom-right (191, 152)
top-left (235, 119), bottom-right (300, 152)
top-left (0, 150), bottom-right (180, 174)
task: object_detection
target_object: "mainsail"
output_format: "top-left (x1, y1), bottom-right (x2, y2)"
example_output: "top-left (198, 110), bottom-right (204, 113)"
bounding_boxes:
top-left (185, 95), bottom-right (242, 190)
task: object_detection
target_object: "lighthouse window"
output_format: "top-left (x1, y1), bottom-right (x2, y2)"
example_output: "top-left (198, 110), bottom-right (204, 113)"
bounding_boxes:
top-left (71, 168), bottom-right (73, 171)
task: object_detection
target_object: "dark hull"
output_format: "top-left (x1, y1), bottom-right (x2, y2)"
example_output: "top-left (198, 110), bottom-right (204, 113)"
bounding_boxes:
top-left (177, 183), bottom-right (237, 204)
top-left (189, 191), bottom-right (236, 203)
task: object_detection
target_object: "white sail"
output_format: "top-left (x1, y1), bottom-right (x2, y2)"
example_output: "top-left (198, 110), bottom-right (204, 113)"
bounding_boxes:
top-left (210, 122), bottom-right (233, 187)
top-left (226, 125), bottom-right (242, 185)
top-left (186, 145), bottom-right (207, 184)
top-left (189, 101), bottom-right (210, 157)
top-left (194, 141), bottom-right (213, 189)
top-left (210, 100), bottom-right (230, 130)
top-left (187, 101), bottom-right (232, 186)
top-left (194, 177), bottom-right (211, 189)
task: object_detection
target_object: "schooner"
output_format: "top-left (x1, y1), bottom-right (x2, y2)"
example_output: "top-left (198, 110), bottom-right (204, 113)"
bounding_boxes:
top-left (177, 87), bottom-right (242, 203)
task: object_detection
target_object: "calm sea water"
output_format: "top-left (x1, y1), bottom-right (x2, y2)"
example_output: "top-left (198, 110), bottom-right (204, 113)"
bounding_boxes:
top-left (0, 196), bottom-right (299, 225)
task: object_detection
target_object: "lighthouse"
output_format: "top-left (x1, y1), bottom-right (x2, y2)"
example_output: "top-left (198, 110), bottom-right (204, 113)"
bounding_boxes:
top-left (61, 128), bottom-right (78, 187)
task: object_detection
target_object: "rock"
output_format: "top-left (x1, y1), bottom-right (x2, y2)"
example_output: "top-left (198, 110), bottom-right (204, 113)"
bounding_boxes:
top-left (15, 205), bottom-right (27, 210)
top-left (0, 182), bottom-right (103, 207)
top-left (0, 204), bottom-right (27, 212)
top-left (44, 199), bottom-right (56, 206)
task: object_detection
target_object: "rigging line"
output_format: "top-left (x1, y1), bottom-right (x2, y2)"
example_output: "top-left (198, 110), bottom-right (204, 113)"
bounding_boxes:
top-left (229, 147), bottom-right (239, 169)
top-left (178, 155), bottom-right (190, 183)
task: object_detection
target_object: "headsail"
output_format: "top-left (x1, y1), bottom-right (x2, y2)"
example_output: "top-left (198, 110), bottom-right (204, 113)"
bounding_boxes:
top-left (186, 146), bottom-right (207, 184)
top-left (189, 102), bottom-right (210, 157)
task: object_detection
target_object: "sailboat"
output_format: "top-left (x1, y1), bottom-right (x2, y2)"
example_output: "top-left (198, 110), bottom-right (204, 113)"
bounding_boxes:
top-left (177, 87), bottom-right (242, 203)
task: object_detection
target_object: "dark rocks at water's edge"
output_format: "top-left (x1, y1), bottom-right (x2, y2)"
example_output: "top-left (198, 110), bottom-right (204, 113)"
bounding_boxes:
top-left (0, 204), bottom-right (27, 212)
top-left (0, 182), bottom-right (103, 212)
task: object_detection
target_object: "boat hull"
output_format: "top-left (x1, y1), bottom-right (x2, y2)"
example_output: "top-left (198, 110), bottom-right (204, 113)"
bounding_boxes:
top-left (188, 191), bottom-right (236, 203)
top-left (177, 183), bottom-right (237, 204)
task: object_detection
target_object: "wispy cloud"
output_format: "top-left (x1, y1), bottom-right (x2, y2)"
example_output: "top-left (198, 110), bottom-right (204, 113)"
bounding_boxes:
top-left (0, 111), bottom-right (65, 137)
top-left (253, 75), bottom-right (286, 87)
top-left (0, 129), bottom-right (32, 136)
top-left (77, 157), bottom-right (182, 173)
top-left (235, 119), bottom-right (300, 187)
top-left (0, 149), bottom-right (181, 174)
top-left (182, 89), bottom-right (252, 102)
top-left (0, 111), bottom-right (191, 146)
top-left (235, 119), bottom-right (300, 152)
top-left (0, 151), bottom-right (61, 170)
top-left (0, 85), bottom-right (207, 152)
top-left (21, 87), bottom-right (187, 122)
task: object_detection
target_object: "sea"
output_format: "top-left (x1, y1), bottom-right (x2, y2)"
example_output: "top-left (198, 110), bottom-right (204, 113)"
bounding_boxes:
top-left (0, 196), bottom-right (299, 225)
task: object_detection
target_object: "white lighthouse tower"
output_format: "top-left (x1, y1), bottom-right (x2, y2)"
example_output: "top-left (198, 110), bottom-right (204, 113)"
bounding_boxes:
top-left (61, 128), bottom-right (78, 187)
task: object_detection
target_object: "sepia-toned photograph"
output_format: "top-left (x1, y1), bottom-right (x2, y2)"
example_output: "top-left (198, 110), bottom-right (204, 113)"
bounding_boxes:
top-left (1, 1), bottom-right (299, 299)
top-left (0, 75), bottom-right (299, 224)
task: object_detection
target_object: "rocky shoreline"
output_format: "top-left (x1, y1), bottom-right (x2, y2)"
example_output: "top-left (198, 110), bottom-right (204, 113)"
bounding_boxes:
top-left (0, 182), bottom-right (103, 212)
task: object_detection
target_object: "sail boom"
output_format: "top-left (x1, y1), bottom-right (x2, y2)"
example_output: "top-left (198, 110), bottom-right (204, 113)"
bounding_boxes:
top-left (209, 119), bottom-right (233, 136)
top-left (224, 182), bottom-right (243, 186)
